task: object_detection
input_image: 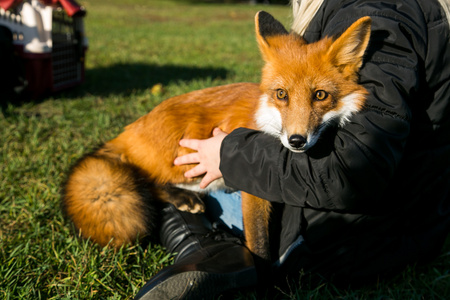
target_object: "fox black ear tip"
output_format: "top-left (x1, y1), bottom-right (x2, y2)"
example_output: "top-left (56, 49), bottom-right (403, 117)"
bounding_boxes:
top-left (256, 10), bottom-right (275, 25)
top-left (255, 10), bottom-right (288, 37)
top-left (256, 10), bottom-right (269, 16)
top-left (256, 10), bottom-right (272, 21)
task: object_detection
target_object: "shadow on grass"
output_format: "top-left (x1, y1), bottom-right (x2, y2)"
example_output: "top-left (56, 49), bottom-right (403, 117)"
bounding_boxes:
top-left (69, 62), bottom-right (230, 98)
top-left (0, 62), bottom-right (229, 107)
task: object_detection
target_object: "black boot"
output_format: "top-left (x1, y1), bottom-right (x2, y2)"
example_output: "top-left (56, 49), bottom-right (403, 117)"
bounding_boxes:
top-left (134, 203), bottom-right (258, 300)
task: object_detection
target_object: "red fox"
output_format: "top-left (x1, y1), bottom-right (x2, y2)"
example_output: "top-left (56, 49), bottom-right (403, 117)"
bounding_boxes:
top-left (62, 11), bottom-right (371, 261)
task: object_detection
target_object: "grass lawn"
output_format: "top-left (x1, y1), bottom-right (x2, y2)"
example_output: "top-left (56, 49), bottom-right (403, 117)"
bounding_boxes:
top-left (0, 0), bottom-right (449, 299)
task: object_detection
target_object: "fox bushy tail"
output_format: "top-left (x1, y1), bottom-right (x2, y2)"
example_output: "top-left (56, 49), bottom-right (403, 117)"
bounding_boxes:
top-left (61, 146), bottom-right (158, 248)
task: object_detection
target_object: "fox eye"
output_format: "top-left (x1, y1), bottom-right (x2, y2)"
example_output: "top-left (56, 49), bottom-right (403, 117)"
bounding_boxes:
top-left (276, 89), bottom-right (288, 101)
top-left (314, 90), bottom-right (328, 101)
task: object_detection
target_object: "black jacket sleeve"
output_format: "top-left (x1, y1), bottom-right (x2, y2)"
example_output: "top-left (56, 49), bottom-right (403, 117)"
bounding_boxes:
top-left (219, 1), bottom-right (427, 213)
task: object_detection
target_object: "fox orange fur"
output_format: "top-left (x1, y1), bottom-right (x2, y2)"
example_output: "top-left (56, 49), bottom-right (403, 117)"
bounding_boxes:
top-left (62, 11), bottom-right (371, 261)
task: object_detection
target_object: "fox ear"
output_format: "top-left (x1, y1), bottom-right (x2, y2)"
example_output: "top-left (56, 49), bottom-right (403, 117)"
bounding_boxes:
top-left (255, 11), bottom-right (289, 55)
top-left (327, 16), bottom-right (372, 75)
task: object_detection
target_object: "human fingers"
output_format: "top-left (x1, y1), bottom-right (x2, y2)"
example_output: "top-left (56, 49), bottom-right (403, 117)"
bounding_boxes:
top-left (212, 127), bottom-right (228, 137)
top-left (184, 164), bottom-right (207, 178)
top-left (199, 174), bottom-right (214, 189)
top-left (173, 152), bottom-right (200, 166)
top-left (199, 171), bottom-right (222, 189)
top-left (179, 138), bottom-right (200, 151)
top-left (212, 127), bottom-right (223, 136)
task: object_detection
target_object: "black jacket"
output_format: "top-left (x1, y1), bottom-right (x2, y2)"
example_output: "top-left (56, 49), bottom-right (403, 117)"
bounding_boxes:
top-left (220, 0), bottom-right (450, 280)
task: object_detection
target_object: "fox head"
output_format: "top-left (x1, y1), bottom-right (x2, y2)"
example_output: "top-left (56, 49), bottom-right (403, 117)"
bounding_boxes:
top-left (254, 11), bottom-right (371, 153)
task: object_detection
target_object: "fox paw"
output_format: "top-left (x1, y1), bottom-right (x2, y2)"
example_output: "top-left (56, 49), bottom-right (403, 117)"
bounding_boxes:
top-left (159, 186), bottom-right (205, 214)
top-left (174, 197), bottom-right (205, 214)
top-left (171, 192), bottom-right (205, 213)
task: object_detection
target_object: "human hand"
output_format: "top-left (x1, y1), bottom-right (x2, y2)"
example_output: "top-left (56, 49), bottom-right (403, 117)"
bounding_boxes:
top-left (174, 128), bottom-right (228, 189)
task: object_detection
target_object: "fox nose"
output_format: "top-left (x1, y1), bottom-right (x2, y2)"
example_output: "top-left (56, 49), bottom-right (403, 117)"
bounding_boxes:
top-left (288, 135), bottom-right (307, 149)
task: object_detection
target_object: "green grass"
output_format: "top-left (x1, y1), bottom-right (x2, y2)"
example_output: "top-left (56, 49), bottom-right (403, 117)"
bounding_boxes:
top-left (0, 0), bottom-right (449, 299)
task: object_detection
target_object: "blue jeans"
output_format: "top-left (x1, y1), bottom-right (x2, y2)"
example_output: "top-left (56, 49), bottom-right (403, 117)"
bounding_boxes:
top-left (205, 190), bottom-right (305, 267)
top-left (204, 190), bottom-right (244, 238)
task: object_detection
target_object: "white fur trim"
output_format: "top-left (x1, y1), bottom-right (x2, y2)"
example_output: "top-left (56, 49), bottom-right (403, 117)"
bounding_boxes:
top-left (255, 94), bottom-right (283, 137)
top-left (322, 92), bottom-right (363, 127)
